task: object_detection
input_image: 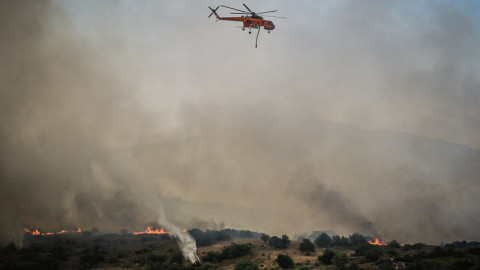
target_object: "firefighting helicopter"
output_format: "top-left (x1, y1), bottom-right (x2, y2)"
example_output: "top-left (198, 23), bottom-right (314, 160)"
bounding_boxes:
top-left (208, 4), bottom-right (286, 48)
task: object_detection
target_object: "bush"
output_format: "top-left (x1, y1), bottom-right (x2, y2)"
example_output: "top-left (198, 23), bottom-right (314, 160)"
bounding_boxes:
top-left (198, 262), bottom-right (220, 270)
top-left (234, 260), bottom-right (259, 270)
top-left (387, 240), bottom-right (401, 249)
top-left (319, 248), bottom-right (335, 265)
top-left (276, 254), bottom-right (294, 269)
top-left (365, 248), bottom-right (383, 262)
top-left (169, 251), bottom-right (184, 265)
top-left (201, 251), bottom-right (223, 263)
top-left (349, 261), bottom-right (360, 270)
top-left (201, 244), bottom-right (251, 263)
top-left (353, 243), bottom-right (371, 256)
top-left (221, 243), bottom-right (252, 259)
top-left (332, 252), bottom-right (348, 269)
top-left (80, 253), bottom-right (105, 266)
top-left (147, 254), bottom-right (168, 263)
top-left (375, 259), bottom-right (394, 270)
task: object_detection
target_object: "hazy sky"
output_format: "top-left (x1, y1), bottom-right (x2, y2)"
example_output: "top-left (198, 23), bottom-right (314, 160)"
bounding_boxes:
top-left (1, 0), bottom-right (479, 245)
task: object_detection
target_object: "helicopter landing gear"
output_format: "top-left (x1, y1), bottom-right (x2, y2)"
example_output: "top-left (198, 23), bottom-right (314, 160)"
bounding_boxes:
top-left (242, 28), bottom-right (245, 31)
top-left (268, 31), bottom-right (270, 33)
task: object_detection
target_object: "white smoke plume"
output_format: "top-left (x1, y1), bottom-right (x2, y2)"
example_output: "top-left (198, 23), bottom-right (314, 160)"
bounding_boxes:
top-left (159, 208), bottom-right (199, 263)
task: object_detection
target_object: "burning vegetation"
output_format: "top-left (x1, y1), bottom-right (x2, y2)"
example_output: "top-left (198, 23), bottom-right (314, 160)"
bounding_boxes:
top-left (133, 226), bottom-right (168, 235)
top-left (369, 238), bottom-right (387, 246)
top-left (23, 227), bottom-right (82, 236)
top-left (2, 228), bottom-right (480, 269)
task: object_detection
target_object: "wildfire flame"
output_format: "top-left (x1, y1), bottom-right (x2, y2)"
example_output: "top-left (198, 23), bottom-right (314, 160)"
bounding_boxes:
top-left (369, 238), bottom-right (387, 246)
top-left (24, 227), bottom-right (82, 236)
top-left (133, 226), bottom-right (168, 235)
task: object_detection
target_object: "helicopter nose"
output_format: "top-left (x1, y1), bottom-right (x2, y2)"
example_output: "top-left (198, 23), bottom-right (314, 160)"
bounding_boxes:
top-left (264, 21), bottom-right (275, 30)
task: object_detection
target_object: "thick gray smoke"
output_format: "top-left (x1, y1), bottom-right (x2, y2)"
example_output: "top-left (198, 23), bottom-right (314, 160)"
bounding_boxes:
top-left (1, 0), bottom-right (479, 246)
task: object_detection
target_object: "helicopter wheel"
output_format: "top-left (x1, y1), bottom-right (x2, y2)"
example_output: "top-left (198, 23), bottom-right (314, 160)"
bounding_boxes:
top-left (268, 31), bottom-right (270, 33)
top-left (242, 28), bottom-right (245, 31)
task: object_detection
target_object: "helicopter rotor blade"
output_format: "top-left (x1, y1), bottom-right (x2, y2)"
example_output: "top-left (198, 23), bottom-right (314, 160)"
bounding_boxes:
top-left (242, 3), bottom-right (253, 13)
top-left (208, 6), bottom-right (219, 18)
top-left (220, 5), bottom-right (248, 13)
top-left (230, 12), bottom-right (250, 15)
top-left (263, 15), bottom-right (287, 19)
top-left (257, 10), bottom-right (278, 14)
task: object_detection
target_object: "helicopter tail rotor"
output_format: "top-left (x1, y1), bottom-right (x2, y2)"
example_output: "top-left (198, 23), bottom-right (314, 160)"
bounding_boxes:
top-left (208, 6), bottom-right (220, 19)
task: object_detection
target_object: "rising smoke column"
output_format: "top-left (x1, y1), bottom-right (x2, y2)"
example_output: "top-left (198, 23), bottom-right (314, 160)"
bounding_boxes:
top-left (159, 208), bottom-right (199, 263)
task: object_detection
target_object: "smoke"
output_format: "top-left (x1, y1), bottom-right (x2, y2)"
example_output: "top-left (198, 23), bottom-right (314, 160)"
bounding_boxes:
top-left (0, 0), bottom-right (479, 247)
top-left (159, 209), bottom-right (199, 263)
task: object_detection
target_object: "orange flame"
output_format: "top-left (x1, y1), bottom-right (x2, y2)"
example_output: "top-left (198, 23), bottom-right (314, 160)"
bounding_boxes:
top-left (369, 238), bottom-right (387, 246)
top-left (24, 227), bottom-right (82, 236)
top-left (133, 226), bottom-right (168, 235)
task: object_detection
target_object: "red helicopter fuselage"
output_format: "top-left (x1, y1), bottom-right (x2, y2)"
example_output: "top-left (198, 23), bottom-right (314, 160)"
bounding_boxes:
top-left (209, 7), bottom-right (275, 31)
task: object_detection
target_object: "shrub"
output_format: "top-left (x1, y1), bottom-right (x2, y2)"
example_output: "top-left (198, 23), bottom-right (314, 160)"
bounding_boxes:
top-left (169, 251), bottom-right (184, 264)
top-left (319, 248), bottom-right (335, 265)
top-left (332, 252), bottom-right (348, 269)
top-left (353, 243), bottom-right (371, 256)
top-left (201, 244), bottom-right (251, 263)
top-left (234, 260), bottom-right (259, 270)
top-left (147, 254), bottom-right (168, 263)
top-left (276, 254), bottom-right (294, 269)
top-left (221, 243), bottom-right (252, 259)
top-left (387, 240), bottom-right (401, 249)
top-left (365, 248), bottom-right (383, 262)
top-left (201, 251), bottom-right (223, 263)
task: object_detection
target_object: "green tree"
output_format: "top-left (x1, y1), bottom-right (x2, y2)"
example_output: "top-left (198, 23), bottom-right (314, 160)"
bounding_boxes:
top-left (299, 239), bottom-right (315, 255)
top-left (332, 252), bottom-right (348, 269)
top-left (332, 235), bottom-right (349, 247)
top-left (319, 248), bottom-right (335, 265)
top-left (281, 234), bottom-right (290, 245)
top-left (315, 233), bottom-right (332, 248)
top-left (260, 233), bottom-right (270, 244)
top-left (349, 233), bottom-right (367, 246)
top-left (276, 254), bottom-right (294, 269)
top-left (387, 240), bottom-right (401, 249)
top-left (269, 235), bottom-right (290, 249)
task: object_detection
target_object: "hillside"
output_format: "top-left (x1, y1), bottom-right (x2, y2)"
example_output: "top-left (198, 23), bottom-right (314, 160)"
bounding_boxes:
top-left (3, 231), bottom-right (480, 270)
